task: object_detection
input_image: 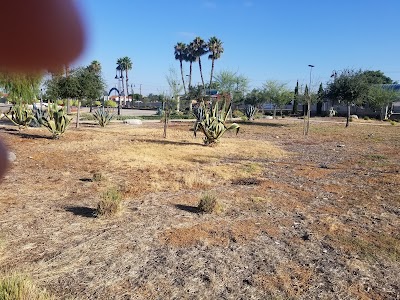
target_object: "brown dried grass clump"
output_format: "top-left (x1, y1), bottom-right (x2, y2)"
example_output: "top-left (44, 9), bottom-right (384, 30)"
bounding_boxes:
top-left (96, 187), bottom-right (123, 217)
top-left (0, 273), bottom-right (55, 300)
top-left (197, 193), bottom-right (222, 214)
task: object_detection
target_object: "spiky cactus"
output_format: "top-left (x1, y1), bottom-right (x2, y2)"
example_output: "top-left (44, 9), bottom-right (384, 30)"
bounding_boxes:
top-left (193, 105), bottom-right (205, 122)
top-left (93, 108), bottom-right (115, 127)
top-left (245, 105), bottom-right (257, 121)
top-left (39, 103), bottom-right (71, 139)
top-left (194, 100), bottom-right (240, 146)
top-left (4, 104), bottom-right (34, 129)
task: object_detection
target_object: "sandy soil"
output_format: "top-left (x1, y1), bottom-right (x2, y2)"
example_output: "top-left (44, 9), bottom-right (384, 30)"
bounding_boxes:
top-left (0, 117), bottom-right (399, 299)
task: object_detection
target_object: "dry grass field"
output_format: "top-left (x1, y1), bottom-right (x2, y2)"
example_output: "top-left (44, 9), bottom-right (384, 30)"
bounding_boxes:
top-left (0, 117), bottom-right (399, 299)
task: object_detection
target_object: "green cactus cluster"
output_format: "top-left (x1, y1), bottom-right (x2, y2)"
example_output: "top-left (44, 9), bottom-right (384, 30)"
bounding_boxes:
top-left (4, 104), bottom-right (34, 129)
top-left (245, 105), bottom-right (257, 121)
top-left (39, 103), bottom-right (71, 139)
top-left (93, 108), bottom-right (115, 127)
top-left (194, 100), bottom-right (240, 146)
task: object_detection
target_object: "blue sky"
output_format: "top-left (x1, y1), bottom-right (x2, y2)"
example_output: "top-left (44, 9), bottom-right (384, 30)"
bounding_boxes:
top-left (74, 0), bottom-right (400, 96)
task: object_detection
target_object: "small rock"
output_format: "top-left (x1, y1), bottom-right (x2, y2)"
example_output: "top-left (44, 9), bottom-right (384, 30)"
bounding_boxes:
top-left (7, 152), bottom-right (16, 162)
top-left (350, 115), bottom-right (358, 120)
top-left (337, 144), bottom-right (345, 148)
top-left (124, 119), bottom-right (142, 125)
top-left (265, 116), bottom-right (273, 120)
top-left (275, 136), bottom-right (279, 139)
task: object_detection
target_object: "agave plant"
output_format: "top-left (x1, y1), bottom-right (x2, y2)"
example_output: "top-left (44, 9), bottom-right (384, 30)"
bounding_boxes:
top-left (193, 105), bottom-right (205, 122)
top-left (4, 104), bottom-right (34, 129)
top-left (194, 100), bottom-right (240, 146)
top-left (30, 107), bottom-right (48, 127)
top-left (39, 103), bottom-right (71, 139)
top-left (93, 107), bottom-right (115, 127)
top-left (245, 105), bottom-right (257, 121)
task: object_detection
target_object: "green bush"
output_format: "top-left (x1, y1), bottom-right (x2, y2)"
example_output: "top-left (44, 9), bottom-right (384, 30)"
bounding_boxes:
top-left (104, 100), bottom-right (117, 108)
top-left (96, 187), bottom-right (123, 217)
top-left (94, 100), bottom-right (102, 107)
top-left (363, 116), bottom-right (370, 120)
top-left (232, 109), bottom-right (244, 118)
top-left (198, 193), bottom-right (221, 214)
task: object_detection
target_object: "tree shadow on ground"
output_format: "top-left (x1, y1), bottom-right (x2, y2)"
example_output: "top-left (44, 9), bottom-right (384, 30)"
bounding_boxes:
top-left (79, 178), bottom-right (93, 182)
top-left (174, 204), bottom-right (201, 214)
top-left (65, 206), bottom-right (96, 218)
top-left (7, 132), bottom-right (52, 140)
top-left (136, 139), bottom-right (202, 147)
top-left (237, 121), bottom-right (287, 128)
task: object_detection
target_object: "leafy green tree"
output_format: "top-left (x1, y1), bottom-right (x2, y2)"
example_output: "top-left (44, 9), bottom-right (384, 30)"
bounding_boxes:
top-left (191, 37), bottom-right (208, 89)
top-left (208, 37), bottom-right (224, 91)
top-left (367, 86), bottom-right (399, 120)
top-left (326, 69), bottom-right (368, 127)
top-left (174, 42), bottom-right (187, 95)
top-left (78, 66), bottom-right (105, 111)
top-left (213, 70), bottom-right (249, 104)
top-left (263, 81), bottom-right (292, 118)
top-left (360, 70), bottom-right (395, 85)
top-left (0, 72), bottom-right (42, 104)
top-left (244, 88), bottom-right (267, 106)
top-left (45, 64), bottom-right (104, 108)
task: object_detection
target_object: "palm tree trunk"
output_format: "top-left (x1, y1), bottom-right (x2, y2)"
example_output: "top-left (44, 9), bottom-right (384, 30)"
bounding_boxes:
top-left (179, 60), bottom-right (186, 94)
top-left (209, 58), bottom-right (215, 90)
top-left (125, 70), bottom-right (129, 108)
top-left (198, 57), bottom-right (205, 90)
top-left (189, 61), bottom-right (193, 90)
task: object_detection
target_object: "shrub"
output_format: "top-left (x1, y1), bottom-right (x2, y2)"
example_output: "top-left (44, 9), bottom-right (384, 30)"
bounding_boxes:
top-left (96, 187), bottom-right (123, 217)
top-left (104, 100), bottom-right (117, 108)
top-left (390, 120), bottom-right (396, 126)
top-left (92, 172), bottom-right (104, 182)
top-left (232, 109), bottom-right (244, 118)
top-left (92, 108), bottom-right (115, 127)
top-left (198, 193), bottom-right (221, 214)
top-left (0, 274), bottom-right (54, 300)
top-left (363, 116), bottom-right (370, 120)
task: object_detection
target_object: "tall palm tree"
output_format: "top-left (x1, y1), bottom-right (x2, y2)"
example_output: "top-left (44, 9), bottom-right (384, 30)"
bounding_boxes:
top-left (184, 43), bottom-right (196, 92)
top-left (88, 60), bottom-right (101, 74)
top-left (117, 56), bottom-right (133, 98)
top-left (174, 42), bottom-right (187, 95)
top-left (207, 37), bottom-right (224, 91)
top-left (191, 37), bottom-right (208, 89)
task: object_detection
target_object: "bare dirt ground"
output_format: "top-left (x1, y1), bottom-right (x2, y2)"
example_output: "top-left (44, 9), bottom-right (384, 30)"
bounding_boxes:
top-left (0, 117), bottom-right (399, 299)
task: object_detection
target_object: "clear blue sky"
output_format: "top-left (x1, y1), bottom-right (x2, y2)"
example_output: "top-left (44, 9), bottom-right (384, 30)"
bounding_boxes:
top-left (74, 0), bottom-right (400, 96)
